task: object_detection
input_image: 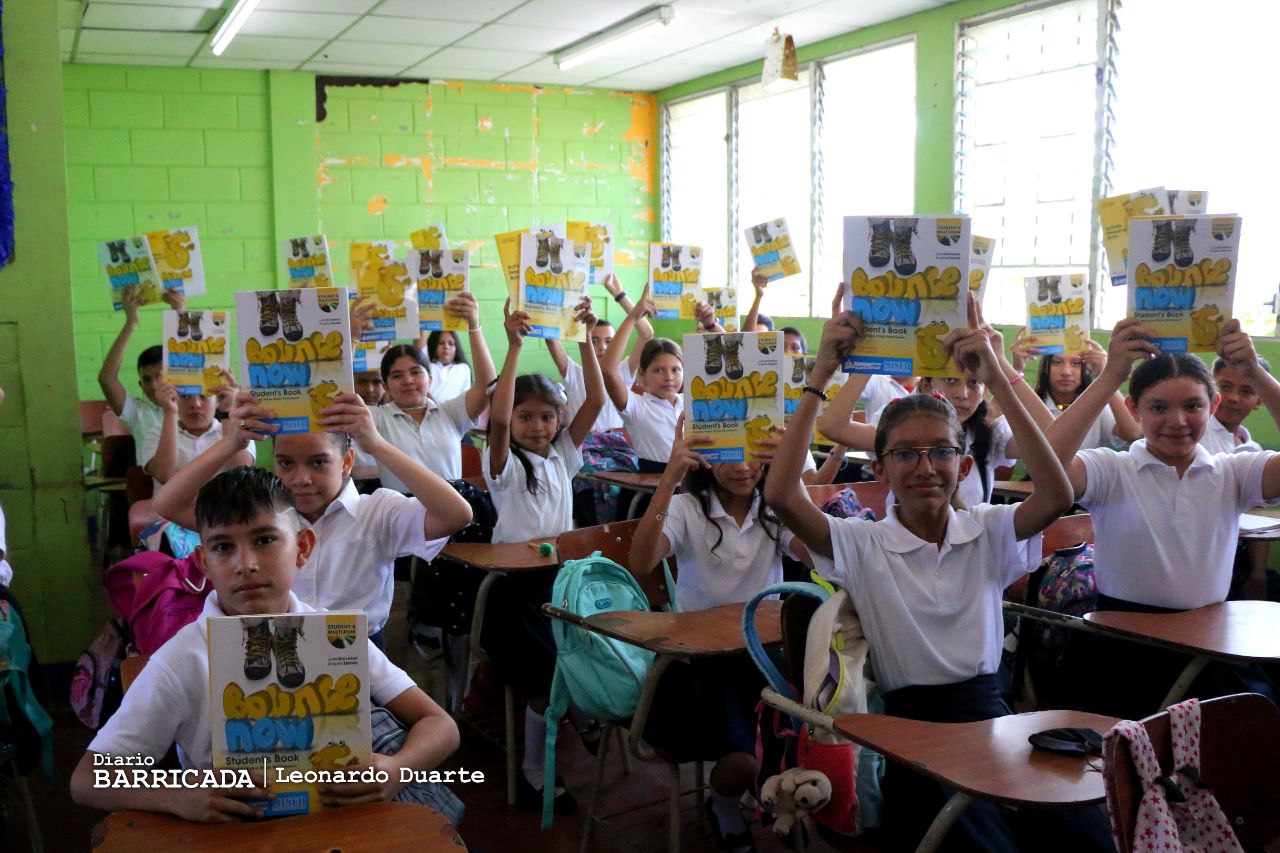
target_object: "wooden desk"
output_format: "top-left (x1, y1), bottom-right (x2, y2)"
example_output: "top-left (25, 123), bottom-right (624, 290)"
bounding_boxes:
top-left (91, 802), bottom-right (465, 852)
top-left (991, 480), bottom-right (1033, 501)
top-left (84, 475), bottom-right (127, 492)
top-left (577, 470), bottom-right (662, 519)
top-left (583, 600), bottom-right (783, 663)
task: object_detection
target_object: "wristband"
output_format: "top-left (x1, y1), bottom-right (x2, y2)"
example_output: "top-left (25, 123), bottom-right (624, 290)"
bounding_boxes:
top-left (613, 291), bottom-right (627, 304)
top-left (653, 511), bottom-right (668, 521)
top-left (1009, 372), bottom-right (1025, 387)
top-left (802, 385), bottom-right (829, 402)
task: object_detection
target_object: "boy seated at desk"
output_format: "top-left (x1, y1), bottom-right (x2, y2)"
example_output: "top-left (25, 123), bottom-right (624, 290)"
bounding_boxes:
top-left (70, 466), bottom-right (461, 823)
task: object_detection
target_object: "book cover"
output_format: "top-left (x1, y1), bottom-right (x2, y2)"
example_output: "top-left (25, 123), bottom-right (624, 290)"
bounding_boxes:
top-left (236, 287), bottom-right (354, 435)
top-left (208, 611), bottom-right (371, 818)
top-left (1023, 274), bottom-right (1090, 356)
top-left (415, 247), bottom-right (470, 334)
top-left (781, 355), bottom-right (849, 446)
top-left (1167, 190), bottom-right (1208, 216)
top-left (841, 216), bottom-right (970, 378)
top-left (100, 236), bottom-right (164, 310)
top-left (566, 221), bottom-right (614, 286)
top-left (743, 218), bottom-right (801, 281)
top-left (282, 236), bottom-right (334, 289)
top-left (969, 235), bottom-right (997, 306)
top-left (683, 331), bottom-right (783, 463)
top-left (409, 224), bottom-right (448, 252)
top-left (1127, 215), bottom-right (1241, 354)
top-left (163, 309), bottom-right (230, 396)
top-left (649, 243), bottom-right (703, 320)
top-left (517, 233), bottom-right (589, 342)
top-left (1099, 188), bottom-right (1168, 287)
top-left (146, 227), bottom-right (206, 298)
top-left (703, 286), bottom-right (739, 333)
top-left (350, 242), bottom-right (418, 342)
top-left (497, 224), bottom-right (566, 304)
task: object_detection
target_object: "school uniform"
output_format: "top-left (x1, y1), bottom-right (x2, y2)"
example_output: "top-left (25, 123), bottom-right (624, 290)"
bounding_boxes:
top-left (1199, 416), bottom-right (1262, 454)
top-left (138, 418), bottom-right (257, 490)
top-left (618, 389), bottom-right (681, 472)
top-left (1043, 394), bottom-right (1128, 450)
top-left (0, 503), bottom-right (11, 587)
top-left (561, 359), bottom-right (631, 433)
top-left (370, 395), bottom-right (474, 489)
top-left (291, 480), bottom-right (449, 637)
top-left (119, 395), bottom-right (163, 451)
top-left (881, 415), bottom-right (1014, 508)
top-left (860, 375), bottom-right (912, 423)
top-left (88, 591), bottom-right (415, 770)
top-left (429, 361), bottom-right (471, 404)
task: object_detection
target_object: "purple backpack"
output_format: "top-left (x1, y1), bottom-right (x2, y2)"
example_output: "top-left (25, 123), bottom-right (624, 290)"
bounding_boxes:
top-left (104, 550), bottom-right (210, 656)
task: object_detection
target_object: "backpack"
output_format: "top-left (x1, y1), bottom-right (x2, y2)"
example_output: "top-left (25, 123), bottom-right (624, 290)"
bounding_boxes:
top-left (1014, 542), bottom-right (1096, 708)
top-left (0, 594), bottom-right (53, 777)
top-left (819, 488), bottom-right (878, 522)
top-left (410, 479), bottom-right (496, 635)
top-left (744, 581), bottom-right (885, 837)
top-left (542, 552), bottom-right (654, 828)
top-left (69, 620), bottom-right (129, 730)
top-left (104, 550), bottom-right (210, 656)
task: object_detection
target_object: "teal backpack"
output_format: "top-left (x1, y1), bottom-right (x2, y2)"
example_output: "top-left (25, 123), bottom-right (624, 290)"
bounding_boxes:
top-left (542, 552), bottom-right (655, 829)
top-left (0, 598), bottom-right (53, 778)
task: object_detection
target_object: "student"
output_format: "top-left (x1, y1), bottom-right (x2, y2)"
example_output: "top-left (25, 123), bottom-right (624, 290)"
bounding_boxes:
top-left (354, 370), bottom-right (386, 408)
top-left (601, 288), bottom-right (682, 473)
top-left (97, 286), bottom-right (184, 448)
top-left (142, 374), bottom-right (254, 486)
top-left (151, 391), bottom-right (472, 649)
top-left (1201, 352), bottom-right (1280, 453)
top-left (1011, 328), bottom-right (1142, 449)
top-left (370, 292), bottom-right (496, 489)
top-left (424, 331), bottom-right (472, 404)
top-left (742, 269), bottom-right (773, 333)
top-left (772, 323), bottom-right (848, 485)
top-left (1046, 318), bottom-right (1280, 717)
top-left (71, 467), bottom-right (461, 822)
top-left (766, 313), bottom-right (1110, 851)
top-left (481, 298), bottom-right (603, 813)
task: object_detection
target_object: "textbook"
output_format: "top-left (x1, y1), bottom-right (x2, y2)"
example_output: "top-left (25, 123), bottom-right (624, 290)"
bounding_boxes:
top-left (351, 339), bottom-right (388, 375)
top-left (1127, 214), bottom-right (1241, 354)
top-left (781, 355), bottom-right (848, 445)
top-left (1167, 190), bottom-right (1209, 216)
top-left (235, 286), bottom-right (354, 435)
top-left (1099, 188), bottom-right (1168, 287)
top-left (350, 242), bottom-right (418, 342)
top-left (517, 233), bottom-right (589, 342)
top-left (969, 235), bottom-right (997, 306)
top-left (100, 236), bottom-right (164, 310)
top-left (208, 611), bottom-right (371, 818)
top-left (683, 331), bottom-right (783, 463)
top-left (146, 227), bottom-right (206, 298)
top-left (566, 221), bottom-right (614, 285)
top-left (163, 309), bottom-right (230, 396)
top-left (841, 215), bottom-right (970, 378)
top-left (409, 224), bottom-right (448, 251)
top-left (743, 218), bottom-right (801, 281)
top-left (496, 224), bottom-right (566, 304)
top-left (703, 285), bottom-right (739, 333)
top-left (649, 242), bottom-right (703, 320)
top-left (414, 247), bottom-right (470, 334)
top-left (282, 236), bottom-right (334, 289)
top-left (1024, 274), bottom-right (1090, 356)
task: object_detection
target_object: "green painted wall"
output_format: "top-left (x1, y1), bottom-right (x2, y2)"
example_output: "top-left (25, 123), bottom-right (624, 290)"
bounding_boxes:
top-left (0, 2), bottom-right (94, 662)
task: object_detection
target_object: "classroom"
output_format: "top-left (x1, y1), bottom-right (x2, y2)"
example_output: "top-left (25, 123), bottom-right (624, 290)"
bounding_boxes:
top-left (1, 0), bottom-right (1278, 850)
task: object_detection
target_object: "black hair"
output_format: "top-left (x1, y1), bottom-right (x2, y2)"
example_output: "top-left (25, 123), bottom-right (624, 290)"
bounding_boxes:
top-left (138, 345), bottom-right (162, 371)
top-left (272, 430), bottom-right (352, 454)
top-left (505, 374), bottom-right (569, 495)
top-left (875, 390), bottom-right (989, 505)
top-left (1212, 354), bottom-right (1272, 376)
top-left (1034, 352), bottom-right (1095, 403)
top-left (780, 326), bottom-right (808, 354)
top-left (755, 313), bottom-right (775, 332)
top-left (1129, 353), bottom-right (1216, 404)
top-left (594, 319), bottom-right (615, 330)
top-left (639, 338), bottom-right (683, 372)
top-left (682, 464), bottom-right (781, 557)
top-left (426, 331), bottom-right (469, 367)
top-left (379, 343), bottom-right (431, 383)
top-left (195, 466), bottom-right (296, 531)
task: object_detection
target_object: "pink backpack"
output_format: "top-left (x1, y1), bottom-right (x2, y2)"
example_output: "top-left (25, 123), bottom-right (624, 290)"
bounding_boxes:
top-left (1105, 698), bottom-right (1243, 852)
top-left (104, 550), bottom-right (210, 655)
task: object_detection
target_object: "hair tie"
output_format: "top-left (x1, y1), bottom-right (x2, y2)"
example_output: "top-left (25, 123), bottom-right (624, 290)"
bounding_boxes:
top-left (930, 391), bottom-right (947, 401)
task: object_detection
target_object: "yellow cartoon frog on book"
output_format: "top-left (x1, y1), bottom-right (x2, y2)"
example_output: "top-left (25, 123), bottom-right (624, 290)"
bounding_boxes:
top-left (916, 321), bottom-right (951, 372)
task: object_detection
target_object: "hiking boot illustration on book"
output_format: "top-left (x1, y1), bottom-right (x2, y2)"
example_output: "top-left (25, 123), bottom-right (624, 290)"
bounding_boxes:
top-left (272, 620), bottom-right (306, 689)
top-left (291, 238), bottom-right (309, 259)
top-left (279, 293), bottom-right (303, 343)
top-left (536, 232), bottom-right (551, 269)
top-left (1173, 221), bottom-right (1196, 268)
top-left (892, 218), bottom-right (918, 276)
top-left (257, 292), bottom-right (280, 337)
top-left (868, 219), bottom-right (892, 269)
top-left (723, 334), bottom-right (744, 380)
top-left (671, 246), bottom-right (683, 273)
top-left (177, 312), bottom-right (190, 339)
top-left (704, 334), bottom-right (724, 376)
top-left (661, 244), bottom-right (672, 269)
top-left (243, 620), bottom-right (272, 681)
top-left (1152, 220), bottom-right (1173, 263)
top-left (549, 237), bottom-right (564, 275)
top-left (792, 356), bottom-right (805, 384)
top-left (188, 311), bottom-right (204, 342)
top-left (429, 249), bottom-right (444, 279)
top-left (1036, 277), bottom-right (1049, 303)
top-left (1045, 276), bottom-right (1062, 304)
top-left (418, 250), bottom-right (432, 279)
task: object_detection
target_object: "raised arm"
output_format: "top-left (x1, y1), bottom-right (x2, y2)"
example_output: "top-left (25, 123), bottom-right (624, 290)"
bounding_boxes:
top-left (1218, 320), bottom-right (1280, 503)
top-left (971, 295), bottom-right (1054, 458)
top-left (603, 273), bottom-right (653, 341)
top-left (544, 337), bottom-right (571, 379)
top-left (448, 292), bottom-right (495, 422)
top-left (694, 300), bottom-right (724, 334)
top-left (1078, 338), bottom-right (1143, 442)
top-left (144, 385), bottom-right (180, 482)
top-left (815, 371), bottom-right (875, 450)
top-left (486, 302), bottom-right (528, 484)
top-left (743, 269), bottom-right (766, 332)
top-left (630, 415), bottom-right (705, 577)
top-left (567, 299), bottom-right (605, 447)
top-left (807, 445), bottom-right (847, 485)
top-left (98, 288), bottom-right (144, 414)
top-left (602, 286), bottom-right (654, 410)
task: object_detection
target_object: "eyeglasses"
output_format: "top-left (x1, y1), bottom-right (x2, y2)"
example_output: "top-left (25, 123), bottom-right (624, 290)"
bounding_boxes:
top-left (879, 446), bottom-right (964, 467)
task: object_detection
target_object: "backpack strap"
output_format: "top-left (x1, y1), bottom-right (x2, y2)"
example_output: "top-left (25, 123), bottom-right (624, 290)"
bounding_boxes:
top-left (742, 582), bottom-right (830, 701)
top-left (1166, 698), bottom-right (1202, 778)
top-left (542, 666), bottom-right (569, 830)
top-left (1107, 719), bottom-right (1164, 789)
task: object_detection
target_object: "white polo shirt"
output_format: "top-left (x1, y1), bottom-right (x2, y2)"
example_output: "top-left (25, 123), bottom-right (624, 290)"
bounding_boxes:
top-left (812, 503), bottom-right (1040, 693)
top-left (562, 359), bottom-right (631, 433)
top-left (0, 503), bottom-right (11, 587)
top-left (860, 375), bottom-right (912, 424)
top-left (370, 395), bottom-right (474, 488)
top-left (663, 492), bottom-right (796, 613)
top-left (290, 480), bottom-right (448, 632)
top-left (139, 418), bottom-right (256, 487)
top-left (429, 361), bottom-right (471, 404)
top-left (1043, 394), bottom-right (1127, 451)
top-left (88, 592), bottom-right (415, 769)
top-left (1078, 440), bottom-right (1274, 610)
top-left (882, 415), bottom-right (1013, 508)
top-left (485, 431), bottom-right (583, 544)
top-left (1199, 417), bottom-right (1262, 455)
top-left (619, 390), bottom-right (682, 463)
top-left (119, 395), bottom-right (163, 451)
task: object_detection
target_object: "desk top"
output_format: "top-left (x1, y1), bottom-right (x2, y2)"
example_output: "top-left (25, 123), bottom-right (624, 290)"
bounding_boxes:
top-left (582, 470), bottom-right (662, 491)
top-left (441, 540), bottom-right (559, 572)
top-left (992, 480), bottom-right (1034, 499)
top-left (833, 710), bottom-right (1118, 808)
top-left (582, 600), bottom-right (782, 661)
top-left (1085, 600), bottom-right (1280, 662)
top-left (91, 802), bottom-right (465, 852)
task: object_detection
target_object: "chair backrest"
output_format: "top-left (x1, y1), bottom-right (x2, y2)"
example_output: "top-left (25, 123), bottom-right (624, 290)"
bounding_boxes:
top-left (128, 500), bottom-right (161, 546)
top-left (780, 593), bottom-right (822, 687)
top-left (1104, 693), bottom-right (1280, 851)
top-left (805, 481), bottom-right (889, 521)
top-left (79, 400), bottom-right (109, 435)
top-left (851, 410), bottom-right (867, 425)
top-left (101, 435), bottom-right (137, 479)
top-left (125, 465), bottom-right (154, 505)
top-left (120, 655), bottom-right (148, 694)
top-left (555, 520), bottom-right (672, 607)
top-left (102, 409), bottom-right (131, 437)
top-left (1041, 513), bottom-right (1093, 558)
top-left (460, 442), bottom-right (482, 479)
top-left (994, 465), bottom-right (1015, 482)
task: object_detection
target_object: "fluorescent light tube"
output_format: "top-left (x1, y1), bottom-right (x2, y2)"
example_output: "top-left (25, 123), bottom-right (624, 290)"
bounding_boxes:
top-left (211, 0), bottom-right (262, 56)
top-left (554, 5), bottom-right (673, 71)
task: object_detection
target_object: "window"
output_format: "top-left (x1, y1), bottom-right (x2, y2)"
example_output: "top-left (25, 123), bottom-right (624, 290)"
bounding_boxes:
top-left (665, 92), bottom-right (728, 293)
top-left (955, 0), bottom-right (1103, 325)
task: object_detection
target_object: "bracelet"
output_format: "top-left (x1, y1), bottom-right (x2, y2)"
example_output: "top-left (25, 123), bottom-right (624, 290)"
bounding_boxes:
top-left (802, 385), bottom-right (829, 402)
top-left (467, 327), bottom-right (480, 333)
top-left (701, 323), bottom-right (717, 331)
top-left (1009, 372), bottom-right (1025, 387)
top-left (653, 511), bottom-right (668, 521)
top-left (613, 291), bottom-right (627, 304)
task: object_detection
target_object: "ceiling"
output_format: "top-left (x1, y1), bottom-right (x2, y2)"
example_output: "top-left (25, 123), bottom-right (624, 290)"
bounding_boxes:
top-left (59, 0), bottom-right (955, 91)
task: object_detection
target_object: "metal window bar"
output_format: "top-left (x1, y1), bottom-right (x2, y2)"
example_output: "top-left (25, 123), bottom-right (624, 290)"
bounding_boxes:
top-left (726, 86), bottom-right (739, 290)
top-left (659, 102), bottom-right (673, 243)
top-left (809, 61), bottom-right (825, 317)
top-left (1089, 0), bottom-right (1121, 321)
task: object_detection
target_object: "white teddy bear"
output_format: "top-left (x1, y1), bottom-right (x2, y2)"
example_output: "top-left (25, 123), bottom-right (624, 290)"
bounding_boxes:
top-left (759, 767), bottom-right (833, 838)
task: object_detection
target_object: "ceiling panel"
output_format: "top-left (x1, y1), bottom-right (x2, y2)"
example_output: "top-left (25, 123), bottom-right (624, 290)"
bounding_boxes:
top-left (196, 35), bottom-right (328, 61)
top-left (342, 15), bottom-right (477, 45)
top-left (77, 28), bottom-right (205, 56)
top-left (401, 65), bottom-right (503, 83)
top-left (238, 10), bottom-right (360, 40)
top-left (259, 0), bottom-right (381, 11)
top-left (190, 56), bottom-right (291, 69)
top-left (303, 61), bottom-right (411, 76)
top-left (59, 0), bottom-right (84, 27)
top-left (82, 3), bottom-right (219, 31)
top-left (371, 0), bottom-right (524, 22)
top-left (802, 0), bottom-right (944, 27)
top-left (78, 52), bottom-right (201, 65)
top-left (90, 0), bottom-right (222, 6)
top-left (501, 0), bottom-right (656, 32)
top-left (497, 55), bottom-right (647, 86)
top-left (422, 46), bottom-right (544, 73)
top-left (315, 40), bottom-right (432, 66)
top-left (456, 23), bottom-right (589, 53)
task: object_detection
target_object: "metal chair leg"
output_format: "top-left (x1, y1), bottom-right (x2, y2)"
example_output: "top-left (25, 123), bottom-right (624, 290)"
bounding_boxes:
top-left (694, 760), bottom-right (706, 830)
top-left (916, 791), bottom-right (973, 853)
top-left (505, 684), bottom-right (517, 806)
top-left (616, 725), bottom-right (632, 775)
top-left (668, 761), bottom-right (683, 853)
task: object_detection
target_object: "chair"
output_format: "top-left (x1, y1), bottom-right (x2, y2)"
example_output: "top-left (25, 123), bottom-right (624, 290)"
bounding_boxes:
top-left (556, 519), bottom-right (672, 609)
top-left (851, 410), bottom-right (867, 425)
top-left (125, 466), bottom-right (153, 506)
top-left (121, 655), bottom-right (149, 694)
top-left (994, 465), bottom-right (1015, 482)
top-left (1103, 693), bottom-right (1280, 851)
top-left (80, 400), bottom-right (110, 436)
top-left (101, 435), bottom-right (136, 479)
top-left (460, 442), bottom-right (482, 479)
top-left (1041, 513), bottom-right (1092, 559)
top-left (102, 409), bottom-right (131, 437)
top-left (805, 480), bottom-right (889, 520)
top-left (128, 501), bottom-right (162, 548)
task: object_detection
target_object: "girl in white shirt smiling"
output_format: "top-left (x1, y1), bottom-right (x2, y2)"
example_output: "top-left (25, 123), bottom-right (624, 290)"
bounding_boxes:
top-left (424, 330), bottom-right (472, 403)
top-left (767, 312), bottom-right (1109, 851)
